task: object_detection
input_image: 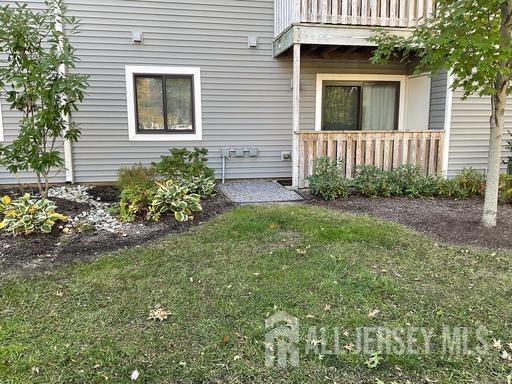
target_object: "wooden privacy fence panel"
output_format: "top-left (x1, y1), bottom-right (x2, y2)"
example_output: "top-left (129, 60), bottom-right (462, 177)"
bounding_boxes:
top-left (275, 0), bottom-right (435, 36)
top-left (297, 130), bottom-right (445, 188)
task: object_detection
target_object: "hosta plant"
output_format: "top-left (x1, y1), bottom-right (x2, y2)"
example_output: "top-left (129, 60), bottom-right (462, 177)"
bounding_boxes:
top-left (182, 174), bottom-right (216, 198)
top-left (148, 180), bottom-right (202, 222)
top-left (0, 194), bottom-right (67, 236)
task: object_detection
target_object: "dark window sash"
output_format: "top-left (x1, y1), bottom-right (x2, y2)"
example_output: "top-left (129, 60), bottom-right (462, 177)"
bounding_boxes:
top-left (321, 81), bottom-right (400, 132)
top-left (134, 74), bottom-right (196, 134)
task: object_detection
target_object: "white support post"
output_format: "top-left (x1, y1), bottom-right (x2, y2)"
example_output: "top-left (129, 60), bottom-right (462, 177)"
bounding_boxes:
top-left (55, 4), bottom-right (74, 184)
top-left (442, 72), bottom-right (454, 176)
top-left (292, 43), bottom-right (301, 188)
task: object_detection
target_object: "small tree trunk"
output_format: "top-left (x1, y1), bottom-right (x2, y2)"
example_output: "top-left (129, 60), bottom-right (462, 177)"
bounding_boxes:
top-left (36, 173), bottom-right (44, 198)
top-left (482, 92), bottom-right (505, 228)
top-left (482, 2), bottom-right (511, 228)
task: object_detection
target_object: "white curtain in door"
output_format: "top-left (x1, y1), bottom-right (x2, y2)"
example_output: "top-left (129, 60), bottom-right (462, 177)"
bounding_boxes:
top-left (362, 83), bottom-right (398, 131)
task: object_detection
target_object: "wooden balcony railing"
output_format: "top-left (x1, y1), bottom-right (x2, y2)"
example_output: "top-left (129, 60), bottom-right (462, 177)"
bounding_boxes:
top-left (297, 130), bottom-right (444, 188)
top-left (275, 0), bottom-right (434, 37)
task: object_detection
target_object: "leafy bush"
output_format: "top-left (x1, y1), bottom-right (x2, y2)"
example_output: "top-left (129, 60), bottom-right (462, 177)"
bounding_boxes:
top-left (117, 163), bottom-right (157, 192)
top-left (118, 180), bottom-right (203, 223)
top-left (118, 186), bottom-right (155, 223)
top-left (148, 180), bottom-right (202, 222)
top-left (0, 194), bottom-right (67, 236)
top-left (154, 147), bottom-right (214, 180)
top-left (354, 165), bottom-right (437, 198)
top-left (499, 173), bottom-right (512, 203)
top-left (388, 165), bottom-right (438, 197)
top-left (504, 135), bottom-right (512, 175)
top-left (308, 157), bottom-right (348, 200)
top-left (181, 174), bottom-right (217, 198)
top-left (353, 165), bottom-right (385, 197)
top-left (437, 168), bottom-right (485, 198)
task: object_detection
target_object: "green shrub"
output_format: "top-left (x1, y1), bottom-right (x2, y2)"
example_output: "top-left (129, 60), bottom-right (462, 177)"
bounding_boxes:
top-left (118, 186), bottom-right (156, 223)
top-left (117, 163), bottom-right (157, 192)
top-left (453, 168), bottom-right (486, 197)
top-left (499, 173), bottom-right (512, 203)
top-left (308, 157), bottom-right (348, 200)
top-left (354, 165), bottom-right (437, 198)
top-left (353, 165), bottom-right (384, 197)
top-left (154, 147), bottom-right (214, 180)
top-left (118, 180), bottom-right (203, 223)
top-left (148, 180), bottom-right (202, 222)
top-left (389, 165), bottom-right (438, 198)
top-left (505, 135), bottom-right (512, 175)
top-left (437, 168), bottom-right (485, 198)
top-left (0, 194), bottom-right (67, 236)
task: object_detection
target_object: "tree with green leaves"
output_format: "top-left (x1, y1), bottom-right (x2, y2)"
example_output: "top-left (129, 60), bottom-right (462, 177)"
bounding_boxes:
top-left (0, 0), bottom-right (88, 197)
top-left (371, 0), bottom-right (512, 228)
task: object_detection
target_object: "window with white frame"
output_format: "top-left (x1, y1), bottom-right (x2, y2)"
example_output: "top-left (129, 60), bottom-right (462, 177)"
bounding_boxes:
top-left (126, 66), bottom-right (202, 141)
top-left (315, 74), bottom-right (407, 132)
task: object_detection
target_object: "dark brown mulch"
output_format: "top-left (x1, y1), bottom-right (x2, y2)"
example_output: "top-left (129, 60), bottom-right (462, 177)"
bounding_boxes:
top-left (0, 191), bottom-right (235, 274)
top-left (302, 191), bottom-right (512, 250)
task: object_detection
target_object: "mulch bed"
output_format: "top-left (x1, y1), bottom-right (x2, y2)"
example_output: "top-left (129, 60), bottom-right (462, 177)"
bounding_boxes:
top-left (302, 191), bottom-right (512, 250)
top-left (0, 187), bottom-right (235, 274)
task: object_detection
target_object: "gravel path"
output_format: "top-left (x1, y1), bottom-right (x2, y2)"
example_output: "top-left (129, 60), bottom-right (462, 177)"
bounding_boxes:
top-left (219, 181), bottom-right (303, 203)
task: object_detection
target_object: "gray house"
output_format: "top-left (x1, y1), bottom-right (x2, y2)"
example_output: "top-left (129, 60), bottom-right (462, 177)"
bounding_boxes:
top-left (0, 0), bottom-right (508, 187)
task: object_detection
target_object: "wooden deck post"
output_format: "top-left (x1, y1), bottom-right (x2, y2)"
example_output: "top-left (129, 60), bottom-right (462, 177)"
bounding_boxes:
top-left (292, 43), bottom-right (301, 188)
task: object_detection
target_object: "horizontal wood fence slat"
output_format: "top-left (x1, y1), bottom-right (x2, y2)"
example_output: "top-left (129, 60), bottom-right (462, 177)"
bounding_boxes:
top-left (297, 130), bottom-right (445, 188)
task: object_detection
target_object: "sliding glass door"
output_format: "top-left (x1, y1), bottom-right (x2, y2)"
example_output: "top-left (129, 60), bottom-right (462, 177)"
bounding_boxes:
top-left (322, 81), bottom-right (399, 131)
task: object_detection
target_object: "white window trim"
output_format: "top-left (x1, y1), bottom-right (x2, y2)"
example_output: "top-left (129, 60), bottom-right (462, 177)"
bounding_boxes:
top-left (125, 65), bottom-right (203, 141)
top-left (315, 74), bottom-right (407, 132)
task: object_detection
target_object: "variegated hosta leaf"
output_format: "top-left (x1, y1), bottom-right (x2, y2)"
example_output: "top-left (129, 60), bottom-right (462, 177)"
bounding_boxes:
top-left (0, 194), bottom-right (67, 236)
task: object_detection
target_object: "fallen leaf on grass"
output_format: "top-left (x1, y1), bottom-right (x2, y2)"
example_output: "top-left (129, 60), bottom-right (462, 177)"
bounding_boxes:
top-left (368, 309), bottom-right (380, 318)
top-left (148, 305), bottom-right (169, 322)
top-left (295, 245), bottom-right (311, 255)
top-left (493, 339), bottom-right (503, 350)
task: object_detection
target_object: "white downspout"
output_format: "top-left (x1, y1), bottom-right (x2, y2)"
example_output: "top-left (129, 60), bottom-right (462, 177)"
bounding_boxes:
top-left (442, 72), bottom-right (454, 177)
top-left (55, 4), bottom-right (74, 183)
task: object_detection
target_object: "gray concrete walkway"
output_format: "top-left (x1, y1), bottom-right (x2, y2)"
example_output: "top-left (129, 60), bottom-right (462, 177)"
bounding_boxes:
top-left (218, 181), bottom-right (303, 203)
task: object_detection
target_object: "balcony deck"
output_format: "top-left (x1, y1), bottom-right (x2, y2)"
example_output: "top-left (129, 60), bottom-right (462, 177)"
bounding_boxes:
top-left (274, 0), bottom-right (434, 56)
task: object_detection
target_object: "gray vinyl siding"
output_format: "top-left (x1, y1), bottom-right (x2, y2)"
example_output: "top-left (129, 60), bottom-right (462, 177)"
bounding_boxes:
top-left (0, 0), bottom-right (67, 185)
top-left (447, 91), bottom-right (511, 176)
top-left (0, 0), bottom-right (411, 184)
top-left (61, 0), bottom-right (293, 183)
top-left (428, 72), bottom-right (447, 131)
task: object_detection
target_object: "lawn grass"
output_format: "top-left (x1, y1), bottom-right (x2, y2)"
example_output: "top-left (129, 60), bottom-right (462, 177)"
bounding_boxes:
top-left (1, 205), bottom-right (512, 383)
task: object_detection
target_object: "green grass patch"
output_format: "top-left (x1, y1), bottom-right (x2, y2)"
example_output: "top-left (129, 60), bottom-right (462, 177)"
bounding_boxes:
top-left (1, 205), bottom-right (512, 383)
